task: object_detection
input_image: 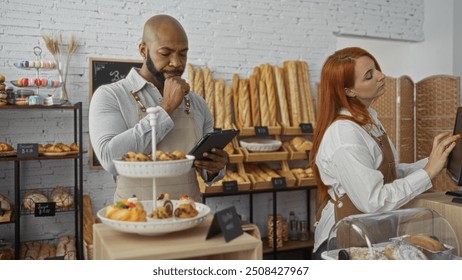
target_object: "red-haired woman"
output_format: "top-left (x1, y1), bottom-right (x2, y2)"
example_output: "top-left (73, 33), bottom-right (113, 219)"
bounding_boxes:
top-left (310, 47), bottom-right (459, 259)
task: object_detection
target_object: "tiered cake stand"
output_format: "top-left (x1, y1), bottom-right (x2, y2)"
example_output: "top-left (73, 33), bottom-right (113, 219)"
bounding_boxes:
top-left (97, 107), bottom-right (210, 236)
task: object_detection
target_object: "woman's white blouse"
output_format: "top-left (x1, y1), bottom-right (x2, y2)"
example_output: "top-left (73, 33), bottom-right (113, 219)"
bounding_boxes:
top-left (313, 108), bottom-right (431, 252)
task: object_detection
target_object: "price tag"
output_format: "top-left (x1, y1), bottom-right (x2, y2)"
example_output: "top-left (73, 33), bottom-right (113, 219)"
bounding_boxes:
top-left (206, 206), bottom-right (243, 242)
top-left (45, 255), bottom-right (65, 260)
top-left (17, 143), bottom-right (39, 158)
top-left (222, 181), bottom-right (238, 194)
top-left (213, 127), bottom-right (222, 133)
top-left (299, 123), bottom-right (313, 133)
top-left (254, 126), bottom-right (269, 137)
top-left (271, 177), bottom-right (287, 189)
top-left (34, 202), bottom-right (56, 217)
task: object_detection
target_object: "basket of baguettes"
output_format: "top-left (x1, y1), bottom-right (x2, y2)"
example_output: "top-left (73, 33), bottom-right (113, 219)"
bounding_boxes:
top-left (187, 61), bottom-right (316, 137)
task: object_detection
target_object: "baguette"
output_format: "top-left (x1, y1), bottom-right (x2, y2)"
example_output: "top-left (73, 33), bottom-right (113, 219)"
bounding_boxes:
top-left (273, 66), bottom-right (290, 126)
top-left (248, 74), bottom-right (260, 126)
top-left (258, 80), bottom-right (270, 126)
top-left (83, 194), bottom-right (95, 246)
top-left (238, 79), bottom-right (252, 127)
top-left (296, 61), bottom-right (309, 123)
top-left (187, 63), bottom-right (195, 94)
top-left (299, 61), bottom-right (316, 127)
top-left (224, 85), bottom-right (233, 129)
top-left (283, 61), bottom-right (301, 127)
top-left (203, 67), bottom-right (215, 119)
top-left (214, 79), bottom-right (225, 129)
top-left (232, 74), bottom-right (241, 128)
top-left (264, 64), bottom-right (277, 126)
top-left (193, 67), bottom-right (204, 99)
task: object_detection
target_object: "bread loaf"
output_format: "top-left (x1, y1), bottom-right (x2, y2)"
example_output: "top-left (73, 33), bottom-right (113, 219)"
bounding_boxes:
top-left (50, 186), bottom-right (74, 208)
top-left (258, 80), bottom-right (270, 126)
top-left (296, 61), bottom-right (309, 123)
top-left (299, 61), bottom-right (316, 127)
top-left (187, 63), bottom-right (195, 93)
top-left (203, 67), bottom-right (215, 119)
top-left (403, 235), bottom-right (446, 252)
top-left (248, 74), bottom-right (260, 126)
top-left (283, 61), bottom-right (300, 127)
top-left (83, 194), bottom-right (95, 246)
top-left (0, 193), bottom-right (11, 211)
top-left (263, 64), bottom-right (277, 126)
top-left (232, 74), bottom-right (241, 128)
top-left (273, 66), bottom-right (290, 127)
top-left (224, 85), bottom-right (233, 129)
top-left (214, 79), bottom-right (225, 129)
top-left (37, 243), bottom-right (56, 260)
top-left (238, 79), bottom-right (252, 127)
top-left (56, 235), bottom-right (76, 260)
top-left (23, 190), bottom-right (48, 210)
top-left (194, 67), bottom-right (204, 99)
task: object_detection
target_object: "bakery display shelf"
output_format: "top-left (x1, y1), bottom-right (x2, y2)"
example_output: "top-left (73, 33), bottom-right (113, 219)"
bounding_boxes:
top-left (0, 102), bottom-right (77, 110)
top-left (283, 142), bottom-right (308, 160)
top-left (198, 163), bottom-right (252, 194)
top-left (281, 125), bottom-right (314, 136)
top-left (233, 124), bottom-right (282, 137)
top-left (20, 186), bottom-right (75, 216)
top-left (0, 151), bottom-right (85, 162)
top-left (13, 63), bottom-right (57, 70)
top-left (0, 211), bottom-right (14, 224)
top-left (246, 162), bottom-right (297, 190)
top-left (262, 235), bottom-right (314, 254)
top-left (10, 81), bottom-right (63, 88)
top-left (228, 138), bottom-right (244, 164)
top-left (241, 146), bottom-right (289, 162)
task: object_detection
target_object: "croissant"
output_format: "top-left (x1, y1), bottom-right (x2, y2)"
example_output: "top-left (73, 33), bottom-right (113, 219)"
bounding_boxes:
top-left (46, 145), bottom-right (63, 153)
top-left (171, 150), bottom-right (186, 160)
top-left (55, 143), bottom-right (71, 152)
top-left (0, 143), bottom-right (14, 152)
top-left (69, 143), bottom-right (79, 152)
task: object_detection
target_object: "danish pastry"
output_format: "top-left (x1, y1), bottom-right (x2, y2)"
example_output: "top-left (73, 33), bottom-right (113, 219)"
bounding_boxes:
top-left (105, 197), bottom-right (146, 222)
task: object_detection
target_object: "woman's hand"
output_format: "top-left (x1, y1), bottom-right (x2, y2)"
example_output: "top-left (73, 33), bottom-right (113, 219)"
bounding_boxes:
top-left (424, 132), bottom-right (460, 179)
top-left (194, 148), bottom-right (229, 178)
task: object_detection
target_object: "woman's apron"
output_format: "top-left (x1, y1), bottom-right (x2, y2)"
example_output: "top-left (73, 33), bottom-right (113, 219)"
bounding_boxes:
top-left (332, 129), bottom-right (398, 247)
top-left (115, 97), bottom-right (202, 202)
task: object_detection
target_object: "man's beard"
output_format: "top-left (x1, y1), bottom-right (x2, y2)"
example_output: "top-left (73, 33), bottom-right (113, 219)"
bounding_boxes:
top-left (146, 50), bottom-right (184, 88)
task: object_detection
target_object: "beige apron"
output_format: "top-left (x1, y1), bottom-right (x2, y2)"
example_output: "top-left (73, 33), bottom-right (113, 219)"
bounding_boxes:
top-left (333, 128), bottom-right (398, 248)
top-left (115, 99), bottom-right (202, 202)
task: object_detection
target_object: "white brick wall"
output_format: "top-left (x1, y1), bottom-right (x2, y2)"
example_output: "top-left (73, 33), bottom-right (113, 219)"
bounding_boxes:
top-left (0, 0), bottom-right (424, 241)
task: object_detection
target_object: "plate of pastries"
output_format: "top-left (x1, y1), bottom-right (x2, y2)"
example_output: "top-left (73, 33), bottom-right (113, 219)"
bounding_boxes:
top-left (0, 142), bottom-right (15, 157)
top-left (97, 194), bottom-right (210, 236)
top-left (39, 143), bottom-right (79, 156)
top-left (113, 150), bottom-right (195, 178)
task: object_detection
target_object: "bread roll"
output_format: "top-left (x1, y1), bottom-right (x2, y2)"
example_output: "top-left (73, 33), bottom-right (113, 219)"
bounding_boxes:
top-left (273, 66), bottom-right (290, 126)
top-left (214, 79), bottom-right (225, 129)
top-left (248, 74), bottom-right (260, 126)
top-left (203, 67), bottom-right (215, 119)
top-left (194, 67), bottom-right (204, 99)
top-left (263, 64), bottom-right (277, 126)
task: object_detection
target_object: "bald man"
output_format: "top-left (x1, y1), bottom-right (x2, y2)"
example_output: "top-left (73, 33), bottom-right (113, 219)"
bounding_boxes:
top-left (89, 15), bottom-right (228, 202)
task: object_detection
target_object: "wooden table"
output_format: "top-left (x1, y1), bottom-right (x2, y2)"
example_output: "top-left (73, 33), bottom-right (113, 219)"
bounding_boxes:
top-left (93, 217), bottom-right (262, 260)
top-left (405, 192), bottom-right (462, 256)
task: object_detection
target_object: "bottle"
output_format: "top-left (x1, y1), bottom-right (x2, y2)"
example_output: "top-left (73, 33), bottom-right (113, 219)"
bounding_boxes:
top-left (289, 211), bottom-right (299, 241)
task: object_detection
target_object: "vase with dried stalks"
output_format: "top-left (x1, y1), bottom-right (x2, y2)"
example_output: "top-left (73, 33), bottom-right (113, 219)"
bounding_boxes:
top-left (42, 33), bottom-right (78, 102)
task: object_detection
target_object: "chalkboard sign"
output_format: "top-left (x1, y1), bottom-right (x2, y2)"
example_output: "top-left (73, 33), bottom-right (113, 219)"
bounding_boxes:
top-left (88, 57), bottom-right (143, 169)
top-left (34, 202), bottom-right (56, 217)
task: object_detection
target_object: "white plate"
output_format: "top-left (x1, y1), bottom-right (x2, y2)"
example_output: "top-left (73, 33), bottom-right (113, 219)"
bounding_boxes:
top-left (239, 138), bottom-right (282, 152)
top-left (97, 200), bottom-right (210, 236)
top-left (113, 155), bottom-right (195, 178)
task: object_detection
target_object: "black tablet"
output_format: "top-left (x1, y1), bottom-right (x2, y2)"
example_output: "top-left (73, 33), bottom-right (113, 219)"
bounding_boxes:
top-left (188, 129), bottom-right (239, 160)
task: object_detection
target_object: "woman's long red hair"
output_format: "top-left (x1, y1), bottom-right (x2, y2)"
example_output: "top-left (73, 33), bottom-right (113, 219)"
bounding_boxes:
top-left (309, 47), bottom-right (382, 220)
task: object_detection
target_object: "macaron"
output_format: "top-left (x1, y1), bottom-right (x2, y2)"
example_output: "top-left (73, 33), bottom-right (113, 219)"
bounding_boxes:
top-left (41, 78), bottom-right (48, 86)
top-left (33, 78), bottom-right (41, 86)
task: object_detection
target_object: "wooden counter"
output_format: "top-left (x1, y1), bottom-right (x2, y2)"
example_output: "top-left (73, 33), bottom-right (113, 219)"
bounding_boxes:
top-left (405, 192), bottom-right (462, 256)
top-left (93, 217), bottom-right (263, 260)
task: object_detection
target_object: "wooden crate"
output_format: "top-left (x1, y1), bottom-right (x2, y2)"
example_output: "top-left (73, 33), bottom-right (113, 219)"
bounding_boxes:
top-left (241, 140), bottom-right (289, 162)
top-left (283, 141), bottom-right (308, 160)
top-left (246, 162), bottom-right (296, 190)
top-left (198, 163), bottom-right (251, 194)
top-left (228, 138), bottom-right (244, 164)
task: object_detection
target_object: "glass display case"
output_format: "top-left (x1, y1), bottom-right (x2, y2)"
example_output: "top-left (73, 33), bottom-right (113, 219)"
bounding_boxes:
top-left (322, 207), bottom-right (460, 260)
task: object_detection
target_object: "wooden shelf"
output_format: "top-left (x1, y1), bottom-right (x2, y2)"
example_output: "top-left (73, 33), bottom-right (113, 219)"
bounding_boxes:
top-left (262, 235), bottom-right (314, 254)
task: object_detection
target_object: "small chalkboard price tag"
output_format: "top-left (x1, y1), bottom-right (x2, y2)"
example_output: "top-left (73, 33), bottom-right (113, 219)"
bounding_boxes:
top-left (213, 127), bottom-right (223, 133)
top-left (206, 206), bottom-right (243, 242)
top-left (254, 126), bottom-right (269, 137)
top-left (271, 177), bottom-right (287, 189)
top-left (34, 202), bottom-right (56, 217)
top-left (222, 181), bottom-right (238, 194)
top-left (45, 255), bottom-right (65, 260)
top-left (299, 123), bottom-right (313, 133)
top-left (17, 143), bottom-right (39, 158)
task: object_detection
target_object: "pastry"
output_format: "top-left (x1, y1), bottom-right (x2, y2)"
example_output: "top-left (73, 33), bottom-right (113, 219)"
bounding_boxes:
top-left (0, 142), bottom-right (14, 152)
top-left (150, 194), bottom-right (173, 219)
top-left (403, 234), bottom-right (446, 252)
top-left (69, 142), bottom-right (79, 152)
top-left (122, 151), bottom-right (152, 162)
top-left (50, 186), bottom-right (74, 208)
top-left (174, 195), bottom-right (198, 218)
top-left (383, 243), bottom-right (427, 260)
top-left (55, 143), bottom-right (71, 152)
top-left (105, 197), bottom-right (147, 222)
top-left (22, 190), bottom-right (48, 210)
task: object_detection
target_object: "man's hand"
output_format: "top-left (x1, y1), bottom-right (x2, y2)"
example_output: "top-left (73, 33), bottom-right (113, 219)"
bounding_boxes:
top-left (194, 148), bottom-right (229, 178)
top-left (160, 77), bottom-right (190, 115)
